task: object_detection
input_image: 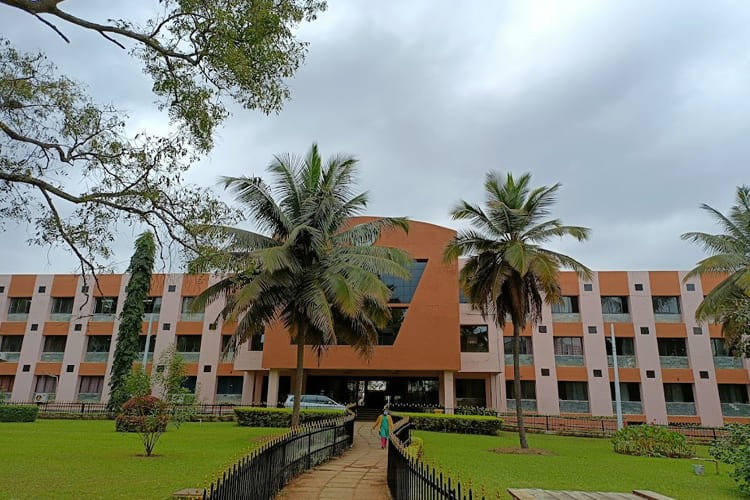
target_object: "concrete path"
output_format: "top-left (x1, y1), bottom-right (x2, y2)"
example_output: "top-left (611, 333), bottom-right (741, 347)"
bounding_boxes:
top-left (276, 422), bottom-right (391, 500)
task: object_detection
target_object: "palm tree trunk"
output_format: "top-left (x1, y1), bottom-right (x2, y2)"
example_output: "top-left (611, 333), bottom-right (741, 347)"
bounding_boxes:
top-left (291, 333), bottom-right (305, 428)
top-left (513, 323), bottom-right (529, 449)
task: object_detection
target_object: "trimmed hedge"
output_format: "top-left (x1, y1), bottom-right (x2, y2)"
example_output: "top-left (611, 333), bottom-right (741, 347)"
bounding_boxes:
top-left (394, 412), bottom-right (502, 435)
top-left (612, 425), bottom-right (694, 458)
top-left (0, 405), bottom-right (39, 422)
top-left (234, 407), bottom-right (346, 427)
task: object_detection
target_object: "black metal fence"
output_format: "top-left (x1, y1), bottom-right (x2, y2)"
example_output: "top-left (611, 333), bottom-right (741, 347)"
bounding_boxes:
top-left (204, 413), bottom-right (355, 500)
top-left (3, 401), bottom-right (246, 417)
top-left (387, 418), bottom-right (484, 500)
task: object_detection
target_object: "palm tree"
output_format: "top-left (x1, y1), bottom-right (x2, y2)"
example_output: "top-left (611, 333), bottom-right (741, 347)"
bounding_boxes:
top-left (444, 172), bottom-right (591, 448)
top-left (682, 185), bottom-right (750, 357)
top-left (194, 143), bottom-right (411, 426)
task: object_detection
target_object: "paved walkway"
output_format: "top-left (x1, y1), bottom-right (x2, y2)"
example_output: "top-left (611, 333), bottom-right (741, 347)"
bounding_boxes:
top-left (276, 422), bottom-right (391, 500)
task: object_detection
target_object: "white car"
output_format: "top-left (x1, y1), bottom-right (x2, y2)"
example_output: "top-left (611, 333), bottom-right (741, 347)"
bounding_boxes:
top-left (283, 394), bottom-right (346, 411)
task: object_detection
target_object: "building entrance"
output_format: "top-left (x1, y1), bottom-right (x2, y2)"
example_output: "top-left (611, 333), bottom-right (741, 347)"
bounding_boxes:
top-left (306, 375), bottom-right (439, 410)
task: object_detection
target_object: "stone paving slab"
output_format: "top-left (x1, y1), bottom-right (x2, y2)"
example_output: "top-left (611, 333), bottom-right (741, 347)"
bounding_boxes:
top-left (276, 422), bottom-right (390, 500)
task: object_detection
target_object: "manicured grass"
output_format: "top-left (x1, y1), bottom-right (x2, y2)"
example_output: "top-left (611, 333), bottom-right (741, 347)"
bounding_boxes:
top-left (413, 430), bottom-right (744, 499)
top-left (0, 419), bottom-right (284, 499)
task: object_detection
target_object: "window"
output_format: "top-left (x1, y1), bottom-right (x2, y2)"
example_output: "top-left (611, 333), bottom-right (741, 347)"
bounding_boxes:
top-left (250, 333), bottom-right (264, 351)
top-left (657, 338), bottom-right (687, 357)
top-left (50, 297), bottom-right (74, 315)
top-left (503, 337), bottom-right (533, 355)
top-left (551, 296), bottom-right (579, 314)
top-left (459, 289), bottom-right (469, 304)
top-left (610, 382), bottom-right (641, 402)
top-left (605, 337), bottom-right (635, 356)
top-left (583, 283), bottom-right (593, 292)
top-left (381, 260), bottom-right (427, 304)
top-left (640, 327), bottom-right (650, 335)
top-left (686, 283), bottom-right (696, 291)
top-left (634, 283), bottom-right (644, 291)
top-left (538, 325), bottom-right (548, 333)
top-left (506, 380), bottom-right (536, 399)
top-left (138, 335), bottom-right (156, 353)
top-left (593, 369), bottom-right (603, 377)
top-left (554, 337), bottom-right (583, 356)
top-left (0, 335), bottom-right (23, 352)
top-left (176, 335), bottom-right (202, 352)
top-left (86, 336), bottom-right (111, 353)
top-left (456, 379), bottom-right (486, 407)
top-left (79, 376), bottom-right (104, 394)
top-left (8, 297), bottom-right (31, 316)
top-left (711, 338), bottom-right (729, 357)
top-left (143, 297), bottom-right (162, 317)
top-left (601, 296), bottom-right (629, 314)
top-left (0, 375), bottom-right (14, 393)
top-left (646, 370), bottom-right (656, 378)
top-left (34, 375), bottom-right (57, 393)
top-left (43, 335), bottom-right (67, 353)
top-left (558, 382), bottom-right (588, 401)
top-left (378, 307), bottom-right (407, 345)
top-left (181, 296), bottom-right (204, 321)
top-left (460, 325), bottom-right (489, 352)
top-left (94, 297), bottom-right (118, 315)
top-left (587, 326), bottom-right (597, 334)
top-left (181, 376), bottom-right (197, 393)
top-left (718, 384), bottom-right (749, 404)
top-left (217, 376), bottom-right (243, 395)
top-left (652, 296), bottom-right (680, 315)
top-left (663, 383), bottom-right (694, 403)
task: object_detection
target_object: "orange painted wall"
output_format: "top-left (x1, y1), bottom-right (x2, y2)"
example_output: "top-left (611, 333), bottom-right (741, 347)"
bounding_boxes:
top-left (654, 323), bottom-right (686, 337)
top-left (598, 272), bottom-right (629, 296)
top-left (44, 322), bottom-right (70, 334)
top-left (0, 322), bottom-right (26, 334)
top-left (661, 369), bottom-right (694, 383)
top-left (87, 323), bottom-right (114, 335)
top-left (9, 275), bottom-right (35, 296)
top-left (79, 363), bottom-right (107, 376)
top-left (51, 275), bottom-right (78, 296)
top-left (176, 322), bottom-right (203, 334)
top-left (261, 219), bottom-right (461, 371)
top-left (557, 272), bottom-right (580, 295)
top-left (552, 323), bottom-right (584, 336)
top-left (0, 363), bottom-right (17, 375)
top-left (608, 367), bottom-right (640, 382)
top-left (604, 323), bottom-right (634, 337)
top-left (700, 273), bottom-right (728, 294)
top-left (91, 275), bottom-right (122, 297)
top-left (149, 274), bottom-right (166, 296)
top-left (503, 365), bottom-right (535, 380)
top-left (715, 369), bottom-right (750, 384)
top-left (34, 363), bottom-right (61, 375)
top-left (648, 271), bottom-right (680, 296)
top-left (556, 366), bottom-right (588, 381)
top-left (181, 274), bottom-right (209, 296)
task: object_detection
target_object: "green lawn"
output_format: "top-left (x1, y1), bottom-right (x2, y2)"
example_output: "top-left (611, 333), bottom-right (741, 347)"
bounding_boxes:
top-left (413, 430), bottom-right (744, 500)
top-left (0, 420), bottom-right (283, 500)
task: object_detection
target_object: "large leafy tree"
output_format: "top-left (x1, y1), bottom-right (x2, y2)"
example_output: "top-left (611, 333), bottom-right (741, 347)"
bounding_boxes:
top-left (0, 0), bottom-right (325, 271)
top-left (193, 143), bottom-right (411, 427)
top-left (682, 186), bottom-right (750, 357)
top-left (108, 231), bottom-right (157, 413)
top-left (444, 172), bottom-right (591, 449)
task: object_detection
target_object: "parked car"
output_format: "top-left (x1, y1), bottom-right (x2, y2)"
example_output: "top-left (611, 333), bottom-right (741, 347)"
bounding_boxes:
top-left (283, 394), bottom-right (346, 411)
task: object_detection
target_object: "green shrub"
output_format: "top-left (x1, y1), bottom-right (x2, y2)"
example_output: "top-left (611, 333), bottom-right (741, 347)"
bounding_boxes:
top-left (611, 425), bottom-right (694, 458)
top-left (393, 412), bottom-right (502, 435)
top-left (454, 406), bottom-right (497, 416)
top-left (0, 405), bottom-right (39, 422)
top-left (234, 407), bottom-right (346, 427)
top-left (404, 436), bottom-right (424, 460)
top-left (710, 424), bottom-right (750, 495)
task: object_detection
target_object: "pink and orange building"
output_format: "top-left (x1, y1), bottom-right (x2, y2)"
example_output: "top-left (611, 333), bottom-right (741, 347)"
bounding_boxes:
top-left (0, 220), bottom-right (748, 426)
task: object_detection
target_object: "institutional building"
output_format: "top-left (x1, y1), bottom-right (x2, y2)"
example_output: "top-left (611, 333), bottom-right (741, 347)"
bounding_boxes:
top-left (0, 220), bottom-right (748, 426)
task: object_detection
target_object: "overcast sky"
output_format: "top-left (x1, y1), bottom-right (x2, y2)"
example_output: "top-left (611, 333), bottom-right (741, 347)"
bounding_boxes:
top-left (2, 0), bottom-right (750, 274)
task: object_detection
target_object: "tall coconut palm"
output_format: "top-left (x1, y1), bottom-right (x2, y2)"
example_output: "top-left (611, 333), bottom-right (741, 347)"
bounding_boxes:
top-left (682, 185), bottom-right (750, 357)
top-left (193, 144), bottom-right (411, 426)
top-left (444, 172), bottom-right (591, 448)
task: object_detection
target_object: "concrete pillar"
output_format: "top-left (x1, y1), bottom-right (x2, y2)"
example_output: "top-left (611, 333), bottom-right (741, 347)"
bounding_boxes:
top-left (241, 372), bottom-right (255, 405)
top-left (443, 371), bottom-right (455, 414)
top-left (266, 369), bottom-right (279, 408)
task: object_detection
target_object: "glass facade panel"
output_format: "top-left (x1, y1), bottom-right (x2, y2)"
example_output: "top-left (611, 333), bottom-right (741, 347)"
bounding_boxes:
top-left (176, 335), bottom-right (202, 352)
top-left (652, 296), bottom-right (680, 314)
top-left (51, 297), bottom-right (74, 315)
top-left (718, 384), bottom-right (749, 404)
top-left (456, 379), bottom-right (486, 407)
top-left (558, 381), bottom-right (588, 401)
top-left (217, 376), bottom-right (243, 395)
top-left (86, 336), bottom-right (111, 353)
top-left (8, 297), bottom-right (31, 315)
top-left (506, 380), bottom-right (536, 399)
top-left (460, 325), bottom-right (489, 352)
top-left (94, 297), bottom-right (118, 314)
top-left (601, 296), bottom-right (629, 314)
top-left (605, 337), bottom-right (634, 356)
top-left (551, 296), bottom-right (579, 314)
top-left (657, 338), bottom-right (687, 357)
top-left (663, 383), bottom-right (694, 402)
top-left (554, 337), bottom-right (583, 356)
top-left (610, 382), bottom-right (641, 402)
top-left (0, 335), bottom-right (23, 352)
top-left (381, 260), bottom-right (427, 304)
top-left (378, 308), bottom-right (407, 345)
top-left (503, 337), bottom-right (533, 355)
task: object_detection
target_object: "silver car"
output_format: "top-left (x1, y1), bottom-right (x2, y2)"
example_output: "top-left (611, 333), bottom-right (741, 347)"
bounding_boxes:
top-left (283, 394), bottom-right (346, 410)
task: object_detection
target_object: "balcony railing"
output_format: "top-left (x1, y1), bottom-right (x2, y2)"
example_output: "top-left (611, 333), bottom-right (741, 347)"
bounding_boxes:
top-left (6, 313), bottom-right (29, 321)
top-left (77, 392), bottom-right (102, 403)
top-left (180, 312), bottom-right (205, 322)
top-left (659, 356), bottom-right (689, 368)
top-left (83, 352), bottom-right (109, 363)
top-left (654, 313), bottom-right (682, 323)
top-left (714, 356), bottom-right (744, 369)
top-left (506, 399), bottom-right (537, 412)
top-left (137, 352), bottom-right (154, 362)
top-left (49, 313), bottom-right (72, 322)
top-left (559, 400), bottom-right (590, 413)
top-left (612, 401), bottom-right (643, 414)
top-left (504, 354), bottom-right (534, 365)
top-left (666, 402), bottom-right (697, 416)
top-left (40, 352), bottom-right (64, 362)
top-left (178, 352), bottom-right (200, 363)
top-left (0, 352), bottom-right (20, 362)
top-left (34, 392), bottom-right (57, 402)
top-left (91, 313), bottom-right (116, 322)
top-left (602, 313), bottom-right (631, 323)
top-left (555, 355), bottom-right (585, 366)
top-left (215, 394), bottom-right (242, 404)
top-left (721, 402), bottom-right (750, 417)
top-left (551, 312), bottom-right (580, 323)
top-left (221, 352), bottom-right (236, 363)
top-left (607, 355), bottom-right (636, 368)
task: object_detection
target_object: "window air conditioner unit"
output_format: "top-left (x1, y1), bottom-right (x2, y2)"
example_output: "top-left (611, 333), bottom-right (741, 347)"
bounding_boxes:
top-left (33, 393), bottom-right (49, 403)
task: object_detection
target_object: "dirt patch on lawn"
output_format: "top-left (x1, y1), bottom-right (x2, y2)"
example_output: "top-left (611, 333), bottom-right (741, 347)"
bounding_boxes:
top-left (490, 447), bottom-right (557, 456)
